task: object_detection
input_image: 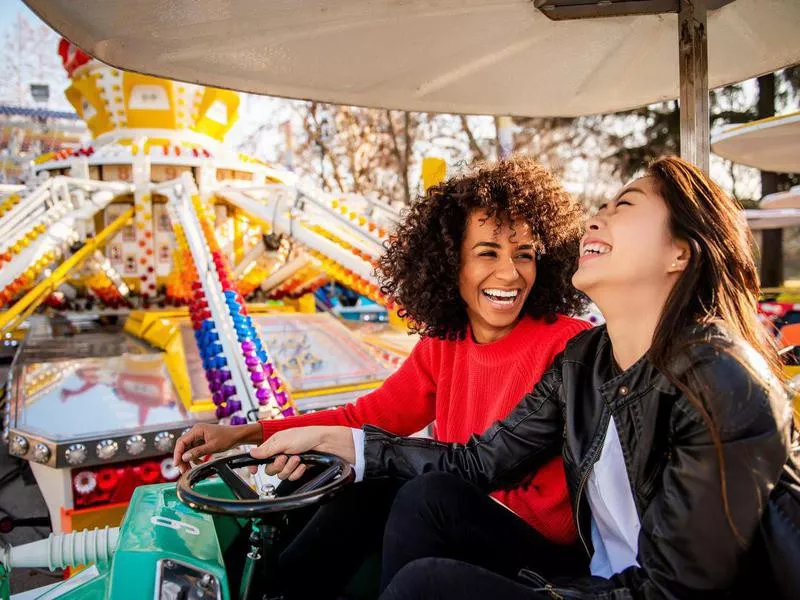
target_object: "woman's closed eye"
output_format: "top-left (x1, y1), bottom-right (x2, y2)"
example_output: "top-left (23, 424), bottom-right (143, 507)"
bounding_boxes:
top-left (597, 199), bottom-right (632, 213)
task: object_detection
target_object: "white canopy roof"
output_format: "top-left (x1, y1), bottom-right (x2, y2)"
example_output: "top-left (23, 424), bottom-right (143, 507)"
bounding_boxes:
top-left (745, 208), bottom-right (800, 230)
top-left (761, 186), bottom-right (800, 209)
top-left (711, 112), bottom-right (800, 173)
top-left (23, 0), bottom-right (800, 117)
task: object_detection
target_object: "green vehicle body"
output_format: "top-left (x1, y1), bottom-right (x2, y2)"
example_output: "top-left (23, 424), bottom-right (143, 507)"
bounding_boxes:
top-left (3, 479), bottom-right (245, 600)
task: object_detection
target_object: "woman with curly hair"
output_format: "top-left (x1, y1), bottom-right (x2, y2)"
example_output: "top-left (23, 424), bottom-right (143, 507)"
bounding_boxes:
top-left (174, 156), bottom-right (590, 599)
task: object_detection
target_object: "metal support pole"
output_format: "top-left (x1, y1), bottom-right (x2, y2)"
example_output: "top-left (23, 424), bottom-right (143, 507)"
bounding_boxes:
top-left (678, 0), bottom-right (710, 172)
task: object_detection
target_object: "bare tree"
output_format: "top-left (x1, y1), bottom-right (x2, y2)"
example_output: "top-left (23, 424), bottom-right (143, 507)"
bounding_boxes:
top-left (0, 14), bottom-right (69, 109)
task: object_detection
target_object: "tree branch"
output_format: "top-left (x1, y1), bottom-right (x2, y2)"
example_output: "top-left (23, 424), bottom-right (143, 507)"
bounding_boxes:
top-left (460, 115), bottom-right (487, 162)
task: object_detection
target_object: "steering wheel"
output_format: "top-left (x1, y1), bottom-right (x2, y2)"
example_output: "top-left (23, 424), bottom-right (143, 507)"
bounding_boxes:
top-left (176, 451), bottom-right (354, 517)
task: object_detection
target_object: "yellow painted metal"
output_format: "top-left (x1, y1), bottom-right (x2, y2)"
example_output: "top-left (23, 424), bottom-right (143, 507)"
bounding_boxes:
top-left (291, 381), bottom-right (382, 399)
top-left (296, 294), bottom-right (316, 313)
top-left (422, 157), bottom-right (447, 191)
top-left (0, 208), bottom-right (134, 334)
top-left (388, 308), bottom-right (409, 332)
top-left (233, 208), bottom-right (245, 264)
top-left (65, 73), bottom-right (114, 138)
top-left (192, 87), bottom-right (241, 140)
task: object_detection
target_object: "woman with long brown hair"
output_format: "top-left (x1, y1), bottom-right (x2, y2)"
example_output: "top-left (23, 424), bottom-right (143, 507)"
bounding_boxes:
top-left (255, 156), bottom-right (795, 598)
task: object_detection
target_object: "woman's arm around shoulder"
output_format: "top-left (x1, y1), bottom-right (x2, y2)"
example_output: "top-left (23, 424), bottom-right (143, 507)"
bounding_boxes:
top-left (363, 352), bottom-right (567, 490)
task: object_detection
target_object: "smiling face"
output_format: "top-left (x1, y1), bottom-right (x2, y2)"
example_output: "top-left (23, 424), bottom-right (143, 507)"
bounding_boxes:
top-left (458, 210), bottom-right (537, 343)
top-left (572, 176), bottom-right (686, 299)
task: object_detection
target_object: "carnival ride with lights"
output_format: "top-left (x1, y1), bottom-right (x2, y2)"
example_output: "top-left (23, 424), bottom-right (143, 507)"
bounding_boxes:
top-left (0, 41), bottom-right (410, 538)
top-left (4, 1), bottom-right (798, 599)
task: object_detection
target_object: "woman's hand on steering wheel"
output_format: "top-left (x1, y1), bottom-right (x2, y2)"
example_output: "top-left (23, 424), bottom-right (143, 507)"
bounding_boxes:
top-left (173, 422), bottom-right (262, 474)
top-left (250, 426), bottom-right (356, 481)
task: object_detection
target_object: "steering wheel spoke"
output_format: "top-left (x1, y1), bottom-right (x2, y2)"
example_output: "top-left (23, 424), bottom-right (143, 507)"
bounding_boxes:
top-left (294, 464), bottom-right (341, 494)
top-left (212, 462), bottom-right (260, 500)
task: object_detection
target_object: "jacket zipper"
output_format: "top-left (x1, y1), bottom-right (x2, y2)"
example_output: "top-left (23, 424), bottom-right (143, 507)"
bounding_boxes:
top-left (544, 584), bottom-right (565, 599)
top-left (573, 413), bottom-right (609, 558)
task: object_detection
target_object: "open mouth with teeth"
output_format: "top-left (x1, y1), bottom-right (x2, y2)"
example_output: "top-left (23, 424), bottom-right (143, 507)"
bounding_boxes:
top-left (481, 288), bottom-right (521, 307)
top-left (581, 242), bottom-right (612, 260)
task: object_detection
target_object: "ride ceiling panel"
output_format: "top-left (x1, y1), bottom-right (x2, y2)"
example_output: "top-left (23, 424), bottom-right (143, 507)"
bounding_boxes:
top-left (23, 0), bottom-right (800, 117)
top-left (711, 112), bottom-right (800, 174)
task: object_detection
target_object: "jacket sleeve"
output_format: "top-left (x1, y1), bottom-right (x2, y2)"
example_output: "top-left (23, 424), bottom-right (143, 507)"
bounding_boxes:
top-left (614, 347), bottom-right (791, 599)
top-left (363, 353), bottom-right (565, 492)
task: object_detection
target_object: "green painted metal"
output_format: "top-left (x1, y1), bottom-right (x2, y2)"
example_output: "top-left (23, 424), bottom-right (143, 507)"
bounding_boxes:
top-left (22, 479), bottom-right (244, 599)
top-left (1, 564), bottom-right (10, 600)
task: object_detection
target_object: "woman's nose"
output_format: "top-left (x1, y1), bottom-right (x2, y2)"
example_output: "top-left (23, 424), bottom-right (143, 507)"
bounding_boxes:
top-left (585, 214), bottom-right (603, 231)
top-left (495, 258), bottom-right (519, 281)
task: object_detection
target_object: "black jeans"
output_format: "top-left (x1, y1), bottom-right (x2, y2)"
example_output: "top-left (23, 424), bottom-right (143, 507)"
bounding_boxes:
top-left (379, 472), bottom-right (587, 600)
top-left (276, 478), bottom-right (403, 600)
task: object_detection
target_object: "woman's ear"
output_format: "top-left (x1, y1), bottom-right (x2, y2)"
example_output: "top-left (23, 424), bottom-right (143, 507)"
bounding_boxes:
top-left (668, 239), bottom-right (692, 273)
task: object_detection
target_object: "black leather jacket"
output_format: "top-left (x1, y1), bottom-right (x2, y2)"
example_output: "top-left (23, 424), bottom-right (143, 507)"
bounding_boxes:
top-left (363, 324), bottom-right (792, 599)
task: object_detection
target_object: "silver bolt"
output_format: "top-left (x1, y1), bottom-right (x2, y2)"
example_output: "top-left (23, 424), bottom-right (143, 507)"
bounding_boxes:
top-left (9, 435), bottom-right (28, 456)
top-left (31, 443), bottom-right (51, 464)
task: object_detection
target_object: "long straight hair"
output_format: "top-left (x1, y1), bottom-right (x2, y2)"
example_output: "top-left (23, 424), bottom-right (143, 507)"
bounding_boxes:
top-left (647, 156), bottom-right (781, 377)
top-left (645, 156), bottom-right (783, 542)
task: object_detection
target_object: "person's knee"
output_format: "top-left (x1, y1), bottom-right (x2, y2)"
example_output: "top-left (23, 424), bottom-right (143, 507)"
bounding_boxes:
top-left (387, 472), bottom-right (474, 536)
top-left (381, 557), bottom-right (448, 600)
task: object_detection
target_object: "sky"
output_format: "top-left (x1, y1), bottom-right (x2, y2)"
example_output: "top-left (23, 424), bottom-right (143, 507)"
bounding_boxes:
top-left (0, 0), bottom-right (33, 32)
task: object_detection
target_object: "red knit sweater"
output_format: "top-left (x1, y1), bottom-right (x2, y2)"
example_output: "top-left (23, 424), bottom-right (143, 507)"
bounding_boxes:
top-left (260, 314), bottom-right (591, 544)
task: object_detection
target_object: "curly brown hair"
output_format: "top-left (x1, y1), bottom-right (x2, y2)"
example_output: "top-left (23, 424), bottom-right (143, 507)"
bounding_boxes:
top-left (378, 156), bottom-right (587, 339)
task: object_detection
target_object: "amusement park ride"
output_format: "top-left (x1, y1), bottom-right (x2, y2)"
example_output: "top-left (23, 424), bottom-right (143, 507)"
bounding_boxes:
top-left (0, 40), bottom-right (408, 549)
top-left (0, 0), bottom-right (798, 598)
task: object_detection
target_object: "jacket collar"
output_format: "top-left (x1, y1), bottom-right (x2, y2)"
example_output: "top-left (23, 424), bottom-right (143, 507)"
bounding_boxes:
top-left (593, 327), bottom-right (678, 400)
